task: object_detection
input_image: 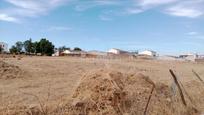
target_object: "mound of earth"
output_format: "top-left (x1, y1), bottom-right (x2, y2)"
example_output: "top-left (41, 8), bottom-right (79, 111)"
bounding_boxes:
top-left (0, 61), bottom-right (24, 79)
top-left (61, 70), bottom-right (199, 115)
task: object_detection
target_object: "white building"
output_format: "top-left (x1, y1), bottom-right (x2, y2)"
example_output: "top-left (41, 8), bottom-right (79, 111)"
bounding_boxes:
top-left (108, 48), bottom-right (128, 54)
top-left (61, 50), bottom-right (87, 57)
top-left (197, 55), bottom-right (204, 59)
top-left (52, 51), bottom-right (60, 56)
top-left (0, 42), bottom-right (8, 52)
top-left (62, 50), bottom-right (72, 54)
top-left (179, 53), bottom-right (198, 61)
top-left (139, 50), bottom-right (157, 57)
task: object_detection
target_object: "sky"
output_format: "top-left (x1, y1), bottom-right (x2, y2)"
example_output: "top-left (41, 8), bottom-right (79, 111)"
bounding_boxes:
top-left (0, 0), bottom-right (204, 55)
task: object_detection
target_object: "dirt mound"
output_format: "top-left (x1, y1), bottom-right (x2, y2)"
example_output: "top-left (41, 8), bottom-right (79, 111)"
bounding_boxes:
top-left (62, 70), bottom-right (199, 115)
top-left (0, 61), bottom-right (24, 79)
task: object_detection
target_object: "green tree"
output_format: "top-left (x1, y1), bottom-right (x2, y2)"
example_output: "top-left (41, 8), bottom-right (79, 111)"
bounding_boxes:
top-left (58, 46), bottom-right (70, 52)
top-left (0, 46), bottom-right (2, 53)
top-left (38, 38), bottom-right (54, 56)
top-left (9, 45), bottom-right (18, 54)
top-left (73, 47), bottom-right (82, 51)
top-left (24, 38), bottom-right (34, 54)
top-left (33, 41), bottom-right (40, 54)
top-left (15, 41), bottom-right (23, 54)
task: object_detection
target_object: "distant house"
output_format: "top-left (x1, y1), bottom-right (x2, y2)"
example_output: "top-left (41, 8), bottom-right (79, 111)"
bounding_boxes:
top-left (0, 42), bottom-right (8, 52)
top-left (61, 49), bottom-right (87, 57)
top-left (179, 53), bottom-right (198, 61)
top-left (195, 55), bottom-right (204, 62)
top-left (52, 51), bottom-right (60, 56)
top-left (52, 49), bottom-right (72, 56)
top-left (62, 50), bottom-right (72, 54)
top-left (197, 55), bottom-right (204, 59)
top-left (128, 50), bottom-right (138, 55)
top-left (138, 50), bottom-right (157, 57)
top-left (108, 48), bottom-right (129, 54)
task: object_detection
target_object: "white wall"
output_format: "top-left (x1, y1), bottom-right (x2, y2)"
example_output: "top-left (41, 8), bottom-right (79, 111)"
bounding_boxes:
top-left (185, 55), bottom-right (197, 61)
top-left (0, 42), bottom-right (8, 52)
top-left (62, 50), bottom-right (71, 54)
top-left (108, 49), bottom-right (120, 54)
top-left (139, 50), bottom-right (156, 56)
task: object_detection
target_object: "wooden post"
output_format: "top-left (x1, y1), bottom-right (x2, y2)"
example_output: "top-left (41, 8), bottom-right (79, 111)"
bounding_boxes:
top-left (192, 70), bottom-right (204, 85)
top-left (179, 81), bottom-right (195, 106)
top-left (169, 69), bottom-right (187, 106)
top-left (143, 77), bottom-right (155, 115)
top-left (144, 85), bottom-right (155, 115)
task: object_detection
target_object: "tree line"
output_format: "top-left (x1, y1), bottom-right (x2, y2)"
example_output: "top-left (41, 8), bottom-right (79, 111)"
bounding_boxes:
top-left (58, 46), bottom-right (82, 52)
top-left (9, 38), bottom-right (82, 56)
top-left (10, 38), bottom-right (55, 56)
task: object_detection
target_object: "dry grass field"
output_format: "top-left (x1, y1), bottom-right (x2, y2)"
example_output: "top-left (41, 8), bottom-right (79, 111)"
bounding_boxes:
top-left (0, 56), bottom-right (204, 114)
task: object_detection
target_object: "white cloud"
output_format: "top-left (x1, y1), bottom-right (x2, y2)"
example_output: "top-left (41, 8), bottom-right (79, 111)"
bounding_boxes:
top-left (0, 0), bottom-right (70, 22)
top-left (5, 0), bottom-right (68, 10)
top-left (138, 0), bottom-right (178, 8)
top-left (129, 0), bottom-right (204, 18)
top-left (133, 0), bottom-right (204, 18)
top-left (0, 13), bottom-right (18, 22)
top-left (166, 6), bottom-right (203, 18)
top-left (125, 8), bottom-right (144, 14)
top-left (165, 0), bottom-right (204, 18)
top-left (1, 0), bottom-right (204, 23)
top-left (96, 0), bottom-right (204, 20)
top-left (187, 32), bottom-right (198, 36)
top-left (5, 0), bottom-right (45, 10)
top-left (120, 0), bottom-right (178, 16)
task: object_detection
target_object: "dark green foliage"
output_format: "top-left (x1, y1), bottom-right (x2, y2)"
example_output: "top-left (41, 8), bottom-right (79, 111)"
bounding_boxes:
top-left (15, 41), bottom-right (23, 53)
top-left (0, 46), bottom-right (2, 53)
top-left (9, 41), bottom-right (23, 54)
top-left (73, 47), bottom-right (82, 51)
top-left (24, 38), bottom-right (34, 54)
top-left (9, 45), bottom-right (18, 54)
top-left (58, 46), bottom-right (70, 52)
top-left (38, 38), bottom-right (54, 56)
top-left (10, 38), bottom-right (55, 56)
top-left (33, 41), bottom-right (40, 54)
